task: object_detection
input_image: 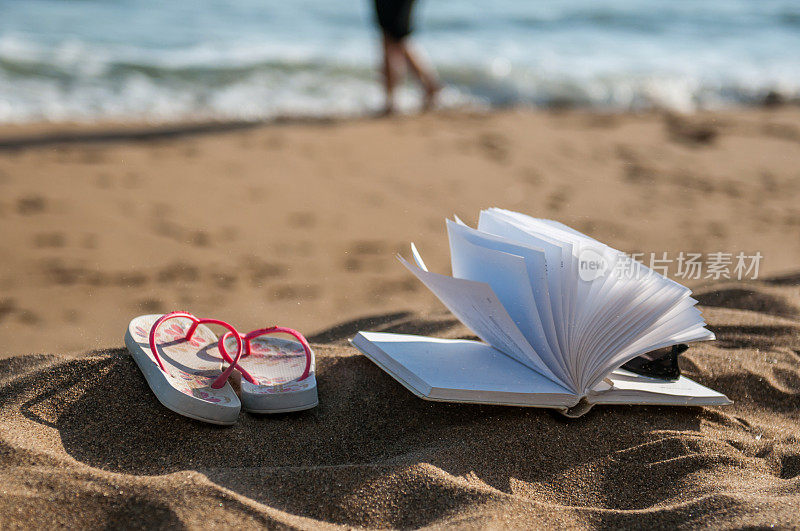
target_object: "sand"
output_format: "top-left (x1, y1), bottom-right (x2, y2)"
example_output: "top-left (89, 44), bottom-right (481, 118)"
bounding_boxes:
top-left (1, 108), bottom-right (800, 358)
top-left (0, 108), bottom-right (799, 528)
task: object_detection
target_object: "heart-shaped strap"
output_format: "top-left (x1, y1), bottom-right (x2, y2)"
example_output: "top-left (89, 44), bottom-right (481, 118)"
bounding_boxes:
top-left (219, 326), bottom-right (314, 385)
top-left (148, 311), bottom-right (244, 389)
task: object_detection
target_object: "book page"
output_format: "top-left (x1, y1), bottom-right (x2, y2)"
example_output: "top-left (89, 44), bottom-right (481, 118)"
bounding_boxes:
top-left (477, 211), bottom-right (573, 375)
top-left (584, 326), bottom-right (715, 393)
top-left (588, 369), bottom-right (731, 406)
top-left (450, 218), bottom-right (561, 360)
top-left (485, 210), bottom-right (583, 352)
top-left (398, 256), bottom-right (570, 390)
top-left (354, 332), bottom-right (575, 399)
top-left (600, 301), bottom-right (704, 367)
top-left (582, 284), bottom-right (698, 391)
top-left (446, 221), bottom-right (570, 385)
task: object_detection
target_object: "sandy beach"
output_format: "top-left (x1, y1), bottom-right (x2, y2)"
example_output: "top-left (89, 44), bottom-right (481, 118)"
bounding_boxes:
top-left (1, 107), bottom-right (800, 527)
top-left (2, 108), bottom-right (799, 357)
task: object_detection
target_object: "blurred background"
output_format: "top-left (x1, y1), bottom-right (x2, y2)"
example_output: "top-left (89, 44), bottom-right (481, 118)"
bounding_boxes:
top-left (1, 1), bottom-right (799, 358)
top-left (2, 0), bottom-right (799, 122)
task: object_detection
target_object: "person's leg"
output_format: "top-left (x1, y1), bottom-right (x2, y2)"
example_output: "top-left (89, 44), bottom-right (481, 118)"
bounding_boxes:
top-left (381, 32), bottom-right (404, 115)
top-left (398, 39), bottom-right (441, 111)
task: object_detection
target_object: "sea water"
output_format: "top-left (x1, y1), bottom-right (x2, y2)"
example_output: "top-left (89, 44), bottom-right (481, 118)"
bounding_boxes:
top-left (1, 0), bottom-right (799, 122)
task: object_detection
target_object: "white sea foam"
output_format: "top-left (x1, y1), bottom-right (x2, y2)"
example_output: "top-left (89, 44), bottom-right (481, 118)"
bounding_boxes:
top-left (0, 0), bottom-right (798, 122)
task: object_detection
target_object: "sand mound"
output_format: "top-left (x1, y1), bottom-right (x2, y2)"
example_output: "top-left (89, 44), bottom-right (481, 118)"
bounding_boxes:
top-left (1, 281), bottom-right (800, 528)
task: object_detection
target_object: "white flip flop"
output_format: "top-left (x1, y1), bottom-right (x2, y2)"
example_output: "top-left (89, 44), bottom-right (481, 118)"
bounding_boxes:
top-left (124, 312), bottom-right (245, 425)
top-left (220, 326), bottom-right (318, 413)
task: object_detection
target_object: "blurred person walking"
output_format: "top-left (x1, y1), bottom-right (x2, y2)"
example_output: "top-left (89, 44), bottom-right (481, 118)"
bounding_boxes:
top-left (373, 0), bottom-right (441, 115)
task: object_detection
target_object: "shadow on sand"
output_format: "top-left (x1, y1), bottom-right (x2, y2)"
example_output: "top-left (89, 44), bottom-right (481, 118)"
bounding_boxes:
top-left (3, 311), bottom-right (754, 527)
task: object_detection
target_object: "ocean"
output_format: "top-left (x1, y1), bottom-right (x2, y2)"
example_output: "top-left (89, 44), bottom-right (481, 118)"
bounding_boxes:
top-left (2, 0), bottom-right (799, 122)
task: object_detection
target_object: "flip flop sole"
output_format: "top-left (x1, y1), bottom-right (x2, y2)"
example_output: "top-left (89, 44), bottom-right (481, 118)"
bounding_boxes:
top-left (224, 335), bottom-right (318, 414)
top-left (125, 316), bottom-right (241, 425)
top-left (240, 373), bottom-right (319, 414)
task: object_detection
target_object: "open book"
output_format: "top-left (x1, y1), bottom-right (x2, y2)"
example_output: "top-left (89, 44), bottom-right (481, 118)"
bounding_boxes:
top-left (352, 208), bottom-right (730, 417)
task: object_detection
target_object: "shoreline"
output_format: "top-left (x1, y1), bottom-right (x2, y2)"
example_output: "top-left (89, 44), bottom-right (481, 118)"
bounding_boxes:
top-left (1, 101), bottom-right (798, 150)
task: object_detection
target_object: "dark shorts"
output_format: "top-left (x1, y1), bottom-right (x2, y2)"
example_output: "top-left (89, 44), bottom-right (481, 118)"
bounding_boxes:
top-left (374, 0), bottom-right (416, 41)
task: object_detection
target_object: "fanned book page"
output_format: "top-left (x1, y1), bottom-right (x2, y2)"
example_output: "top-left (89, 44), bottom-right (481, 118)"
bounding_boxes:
top-left (353, 209), bottom-right (730, 417)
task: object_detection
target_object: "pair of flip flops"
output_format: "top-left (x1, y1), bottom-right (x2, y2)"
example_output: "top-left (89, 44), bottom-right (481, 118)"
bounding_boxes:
top-left (124, 312), bottom-right (318, 425)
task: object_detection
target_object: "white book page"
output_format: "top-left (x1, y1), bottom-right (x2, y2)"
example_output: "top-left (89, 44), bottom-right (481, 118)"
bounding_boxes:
top-left (575, 281), bottom-right (646, 389)
top-left (511, 216), bottom-right (699, 395)
top-left (448, 233), bottom-right (543, 350)
top-left (477, 210), bottom-right (575, 380)
top-left (446, 220), bottom-right (567, 381)
top-left (354, 332), bottom-right (574, 399)
top-left (500, 211), bottom-right (699, 369)
top-left (585, 325), bottom-right (715, 392)
top-left (398, 255), bottom-right (570, 389)
top-left (571, 252), bottom-right (646, 355)
top-left (581, 283), bottom-right (689, 391)
top-left (589, 369), bottom-right (730, 406)
top-left (584, 283), bottom-right (682, 369)
top-left (501, 216), bottom-right (607, 367)
top-left (597, 294), bottom-right (696, 370)
top-left (562, 248), bottom-right (630, 383)
top-left (451, 218), bottom-right (558, 344)
top-left (493, 213), bottom-right (646, 373)
top-left (486, 209), bottom-right (716, 397)
top-left (447, 224), bottom-right (571, 387)
top-left (524, 222), bottom-right (614, 354)
top-left (483, 211), bottom-right (586, 361)
top-left (565, 267), bottom-right (657, 389)
top-left (608, 300), bottom-right (704, 362)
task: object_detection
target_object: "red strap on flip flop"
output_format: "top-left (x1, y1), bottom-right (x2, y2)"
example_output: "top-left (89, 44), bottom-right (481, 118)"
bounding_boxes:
top-left (148, 311), bottom-right (244, 390)
top-left (219, 326), bottom-right (313, 384)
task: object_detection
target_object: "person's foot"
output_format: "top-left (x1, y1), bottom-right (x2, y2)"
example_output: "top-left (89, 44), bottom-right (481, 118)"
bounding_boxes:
top-left (422, 83), bottom-right (441, 112)
top-left (378, 98), bottom-right (396, 117)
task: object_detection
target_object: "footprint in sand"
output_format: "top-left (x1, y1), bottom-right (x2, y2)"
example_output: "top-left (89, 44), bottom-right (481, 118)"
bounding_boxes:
top-left (344, 240), bottom-right (388, 273)
top-left (665, 114), bottom-right (719, 146)
top-left (546, 188), bottom-right (570, 213)
top-left (33, 232), bottom-right (66, 248)
top-left (271, 284), bottom-right (320, 301)
top-left (368, 278), bottom-right (419, 299)
top-left (623, 162), bottom-right (657, 185)
top-left (157, 263), bottom-right (200, 283)
top-left (16, 309), bottom-right (41, 325)
top-left (476, 132), bottom-right (510, 163)
top-left (518, 167), bottom-right (543, 185)
top-left (287, 211), bottom-right (317, 229)
top-left (0, 298), bottom-right (15, 323)
top-left (211, 271), bottom-right (238, 289)
top-left (244, 258), bottom-right (286, 286)
top-left (94, 173), bottom-right (112, 189)
top-left (16, 195), bottom-right (46, 215)
top-left (136, 298), bottom-right (165, 314)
